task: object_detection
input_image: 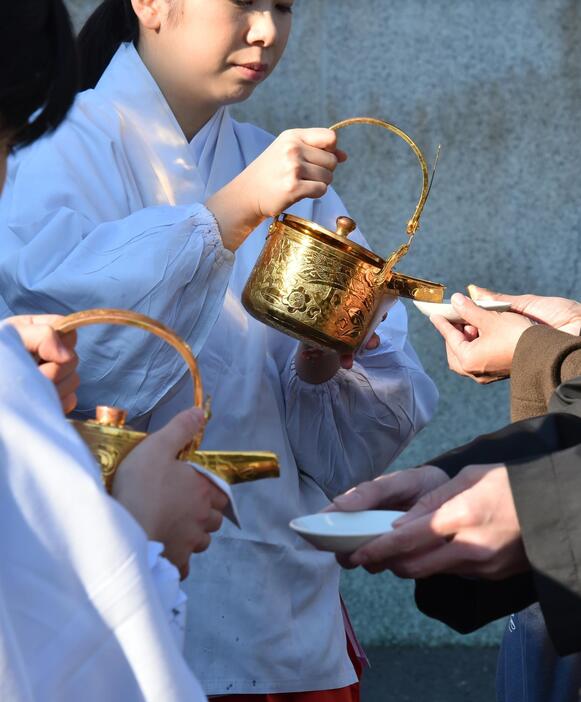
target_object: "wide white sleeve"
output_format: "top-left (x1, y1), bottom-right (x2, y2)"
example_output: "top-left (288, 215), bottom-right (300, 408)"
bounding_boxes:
top-left (281, 306), bottom-right (438, 499)
top-left (0, 129), bottom-right (233, 419)
top-left (0, 324), bottom-right (206, 702)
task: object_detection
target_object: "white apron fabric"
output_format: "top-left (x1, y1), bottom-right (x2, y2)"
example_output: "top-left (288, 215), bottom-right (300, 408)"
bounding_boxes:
top-left (0, 44), bottom-right (439, 694)
top-left (0, 322), bottom-right (206, 702)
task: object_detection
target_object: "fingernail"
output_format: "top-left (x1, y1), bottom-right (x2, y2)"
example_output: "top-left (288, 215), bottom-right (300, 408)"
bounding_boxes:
top-left (451, 293), bottom-right (466, 306)
top-left (466, 283), bottom-right (481, 298)
top-left (334, 492), bottom-right (363, 509)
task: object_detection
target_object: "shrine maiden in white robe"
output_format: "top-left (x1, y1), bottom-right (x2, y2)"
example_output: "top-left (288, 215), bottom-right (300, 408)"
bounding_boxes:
top-left (0, 322), bottom-right (206, 702)
top-left (0, 44), bottom-right (438, 695)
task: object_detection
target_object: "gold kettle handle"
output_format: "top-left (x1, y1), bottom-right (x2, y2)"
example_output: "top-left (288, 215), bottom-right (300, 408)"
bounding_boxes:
top-left (53, 308), bottom-right (205, 443)
top-left (329, 117), bottom-right (430, 236)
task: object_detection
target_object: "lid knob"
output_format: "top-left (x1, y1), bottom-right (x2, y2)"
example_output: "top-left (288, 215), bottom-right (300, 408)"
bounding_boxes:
top-left (335, 216), bottom-right (357, 238)
top-left (95, 405), bottom-right (128, 428)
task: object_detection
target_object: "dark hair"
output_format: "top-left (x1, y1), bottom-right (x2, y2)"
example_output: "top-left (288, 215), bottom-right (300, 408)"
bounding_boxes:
top-left (0, 0), bottom-right (78, 148)
top-left (78, 0), bottom-right (139, 91)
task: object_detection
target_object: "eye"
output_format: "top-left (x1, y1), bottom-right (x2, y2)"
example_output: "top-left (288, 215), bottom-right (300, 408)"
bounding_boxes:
top-left (231, 0), bottom-right (253, 7)
top-left (276, 2), bottom-right (293, 12)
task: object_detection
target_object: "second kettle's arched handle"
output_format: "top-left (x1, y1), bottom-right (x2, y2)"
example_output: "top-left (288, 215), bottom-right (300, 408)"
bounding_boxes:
top-left (53, 308), bottom-right (205, 448)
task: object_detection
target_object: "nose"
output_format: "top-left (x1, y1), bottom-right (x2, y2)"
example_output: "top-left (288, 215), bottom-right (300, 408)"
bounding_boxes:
top-left (246, 11), bottom-right (278, 48)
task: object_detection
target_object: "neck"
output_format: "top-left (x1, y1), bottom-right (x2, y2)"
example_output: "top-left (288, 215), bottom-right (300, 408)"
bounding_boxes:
top-left (137, 42), bottom-right (219, 142)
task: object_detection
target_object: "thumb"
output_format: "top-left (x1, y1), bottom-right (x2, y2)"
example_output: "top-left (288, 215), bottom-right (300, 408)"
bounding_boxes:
top-left (331, 480), bottom-right (386, 512)
top-left (24, 325), bottom-right (73, 364)
top-left (151, 408), bottom-right (205, 455)
top-left (297, 127), bottom-right (338, 151)
top-left (450, 293), bottom-right (494, 328)
top-left (39, 329), bottom-right (77, 364)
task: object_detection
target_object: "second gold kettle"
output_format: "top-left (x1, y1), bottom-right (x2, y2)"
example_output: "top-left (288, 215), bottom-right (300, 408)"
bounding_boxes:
top-left (54, 309), bottom-right (280, 492)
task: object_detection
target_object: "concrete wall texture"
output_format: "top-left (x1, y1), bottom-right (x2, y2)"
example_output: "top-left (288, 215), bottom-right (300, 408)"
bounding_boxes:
top-left (66, 0), bottom-right (581, 647)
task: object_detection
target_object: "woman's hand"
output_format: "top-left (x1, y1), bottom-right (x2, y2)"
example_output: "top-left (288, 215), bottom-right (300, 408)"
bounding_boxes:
top-left (7, 314), bottom-right (79, 413)
top-left (206, 128), bottom-right (346, 251)
top-left (113, 408), bottom-right (229, 579)
top-left (294, 331), bottom-right (382, 384)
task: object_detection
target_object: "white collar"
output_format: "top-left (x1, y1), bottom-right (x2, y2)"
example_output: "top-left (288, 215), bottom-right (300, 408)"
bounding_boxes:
top-left (94, 44), bottom-right (240, 205)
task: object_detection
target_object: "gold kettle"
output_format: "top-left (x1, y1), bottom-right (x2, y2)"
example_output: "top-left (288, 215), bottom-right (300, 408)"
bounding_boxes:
top-left (54, 309), bottom-right (280, 492)
top-left (242, 117), bottom-right (445, 354)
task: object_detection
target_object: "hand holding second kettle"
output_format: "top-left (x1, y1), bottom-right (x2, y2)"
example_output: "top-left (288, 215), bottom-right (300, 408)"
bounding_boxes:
top-left (206, 128), bottom-right (347, 252)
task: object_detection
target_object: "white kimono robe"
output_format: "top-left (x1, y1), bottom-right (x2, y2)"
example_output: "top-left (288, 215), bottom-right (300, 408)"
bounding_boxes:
top-left (0, 44), bottom-right (438, 695)
top-left (0, 322), bottom-right (206, 702)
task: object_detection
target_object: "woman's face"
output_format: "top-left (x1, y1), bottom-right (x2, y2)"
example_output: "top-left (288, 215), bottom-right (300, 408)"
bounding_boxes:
top-left (141, 0), bottom-right (293, 110)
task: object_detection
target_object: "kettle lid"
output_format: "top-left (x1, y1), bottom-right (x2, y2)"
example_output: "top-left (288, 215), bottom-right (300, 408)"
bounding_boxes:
top-left (281, 213), bottom-right (385, 268)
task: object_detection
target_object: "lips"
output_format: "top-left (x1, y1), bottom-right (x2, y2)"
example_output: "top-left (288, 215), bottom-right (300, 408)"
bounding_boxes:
top-left (234, 62), bottom-right (269, 81)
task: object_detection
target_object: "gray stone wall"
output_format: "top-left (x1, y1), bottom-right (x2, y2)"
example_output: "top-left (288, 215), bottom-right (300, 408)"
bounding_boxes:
top-left (66, 0), bottom-right (581, 647)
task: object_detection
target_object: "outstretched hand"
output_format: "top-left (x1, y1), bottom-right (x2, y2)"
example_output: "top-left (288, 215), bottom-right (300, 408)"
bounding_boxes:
top-left (325, 465), bottom-right (449, 569)
top-left (337, 463), bottom-right (528, 581)
top-left (430, 293), bottom-right (533, 383)
top-left (468, 286), bottom-right (581, 335)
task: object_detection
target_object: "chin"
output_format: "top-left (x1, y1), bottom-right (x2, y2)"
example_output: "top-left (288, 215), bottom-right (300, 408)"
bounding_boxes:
top-left (221, 84), bottom-right (260, 106)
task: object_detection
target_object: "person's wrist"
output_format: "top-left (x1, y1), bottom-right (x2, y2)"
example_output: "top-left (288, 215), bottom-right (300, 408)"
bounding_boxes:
top-left (511, 316), bottom-right (536, 352)
top-left (294, 345), bottom-right (341, 384)
top-left (112, 466), bottom-right (161, 542)
top-left (205, 177), bottom-right (262, 252)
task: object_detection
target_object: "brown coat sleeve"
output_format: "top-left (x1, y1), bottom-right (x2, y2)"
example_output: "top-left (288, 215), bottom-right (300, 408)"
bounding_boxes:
top-left (511, 325), bottom-right (581, 421)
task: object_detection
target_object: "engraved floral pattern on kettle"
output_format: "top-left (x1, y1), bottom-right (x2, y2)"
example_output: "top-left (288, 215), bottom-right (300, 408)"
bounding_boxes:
top-left (252, 232), bottom-right (379, 343)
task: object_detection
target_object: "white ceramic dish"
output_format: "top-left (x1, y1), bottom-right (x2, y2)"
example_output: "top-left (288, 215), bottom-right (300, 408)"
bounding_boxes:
top-left (413, 298), bottom-right (511, 323)
top-left (289, 510), bottom-right (405, 553)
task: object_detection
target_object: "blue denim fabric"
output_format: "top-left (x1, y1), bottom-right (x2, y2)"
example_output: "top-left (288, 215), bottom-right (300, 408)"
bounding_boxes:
top-left (496, 604), bottom-right (581, 702)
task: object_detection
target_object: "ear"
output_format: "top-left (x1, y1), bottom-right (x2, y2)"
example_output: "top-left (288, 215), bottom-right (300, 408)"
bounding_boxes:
top-left (130, 0), bottom-right (164, 31)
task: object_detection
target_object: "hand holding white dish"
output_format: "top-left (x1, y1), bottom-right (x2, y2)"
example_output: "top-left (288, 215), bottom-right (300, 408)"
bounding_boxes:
top-left (413, 298), bottom-right (511, 323)
top-left (289, 510), bottom-right (405, 553)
